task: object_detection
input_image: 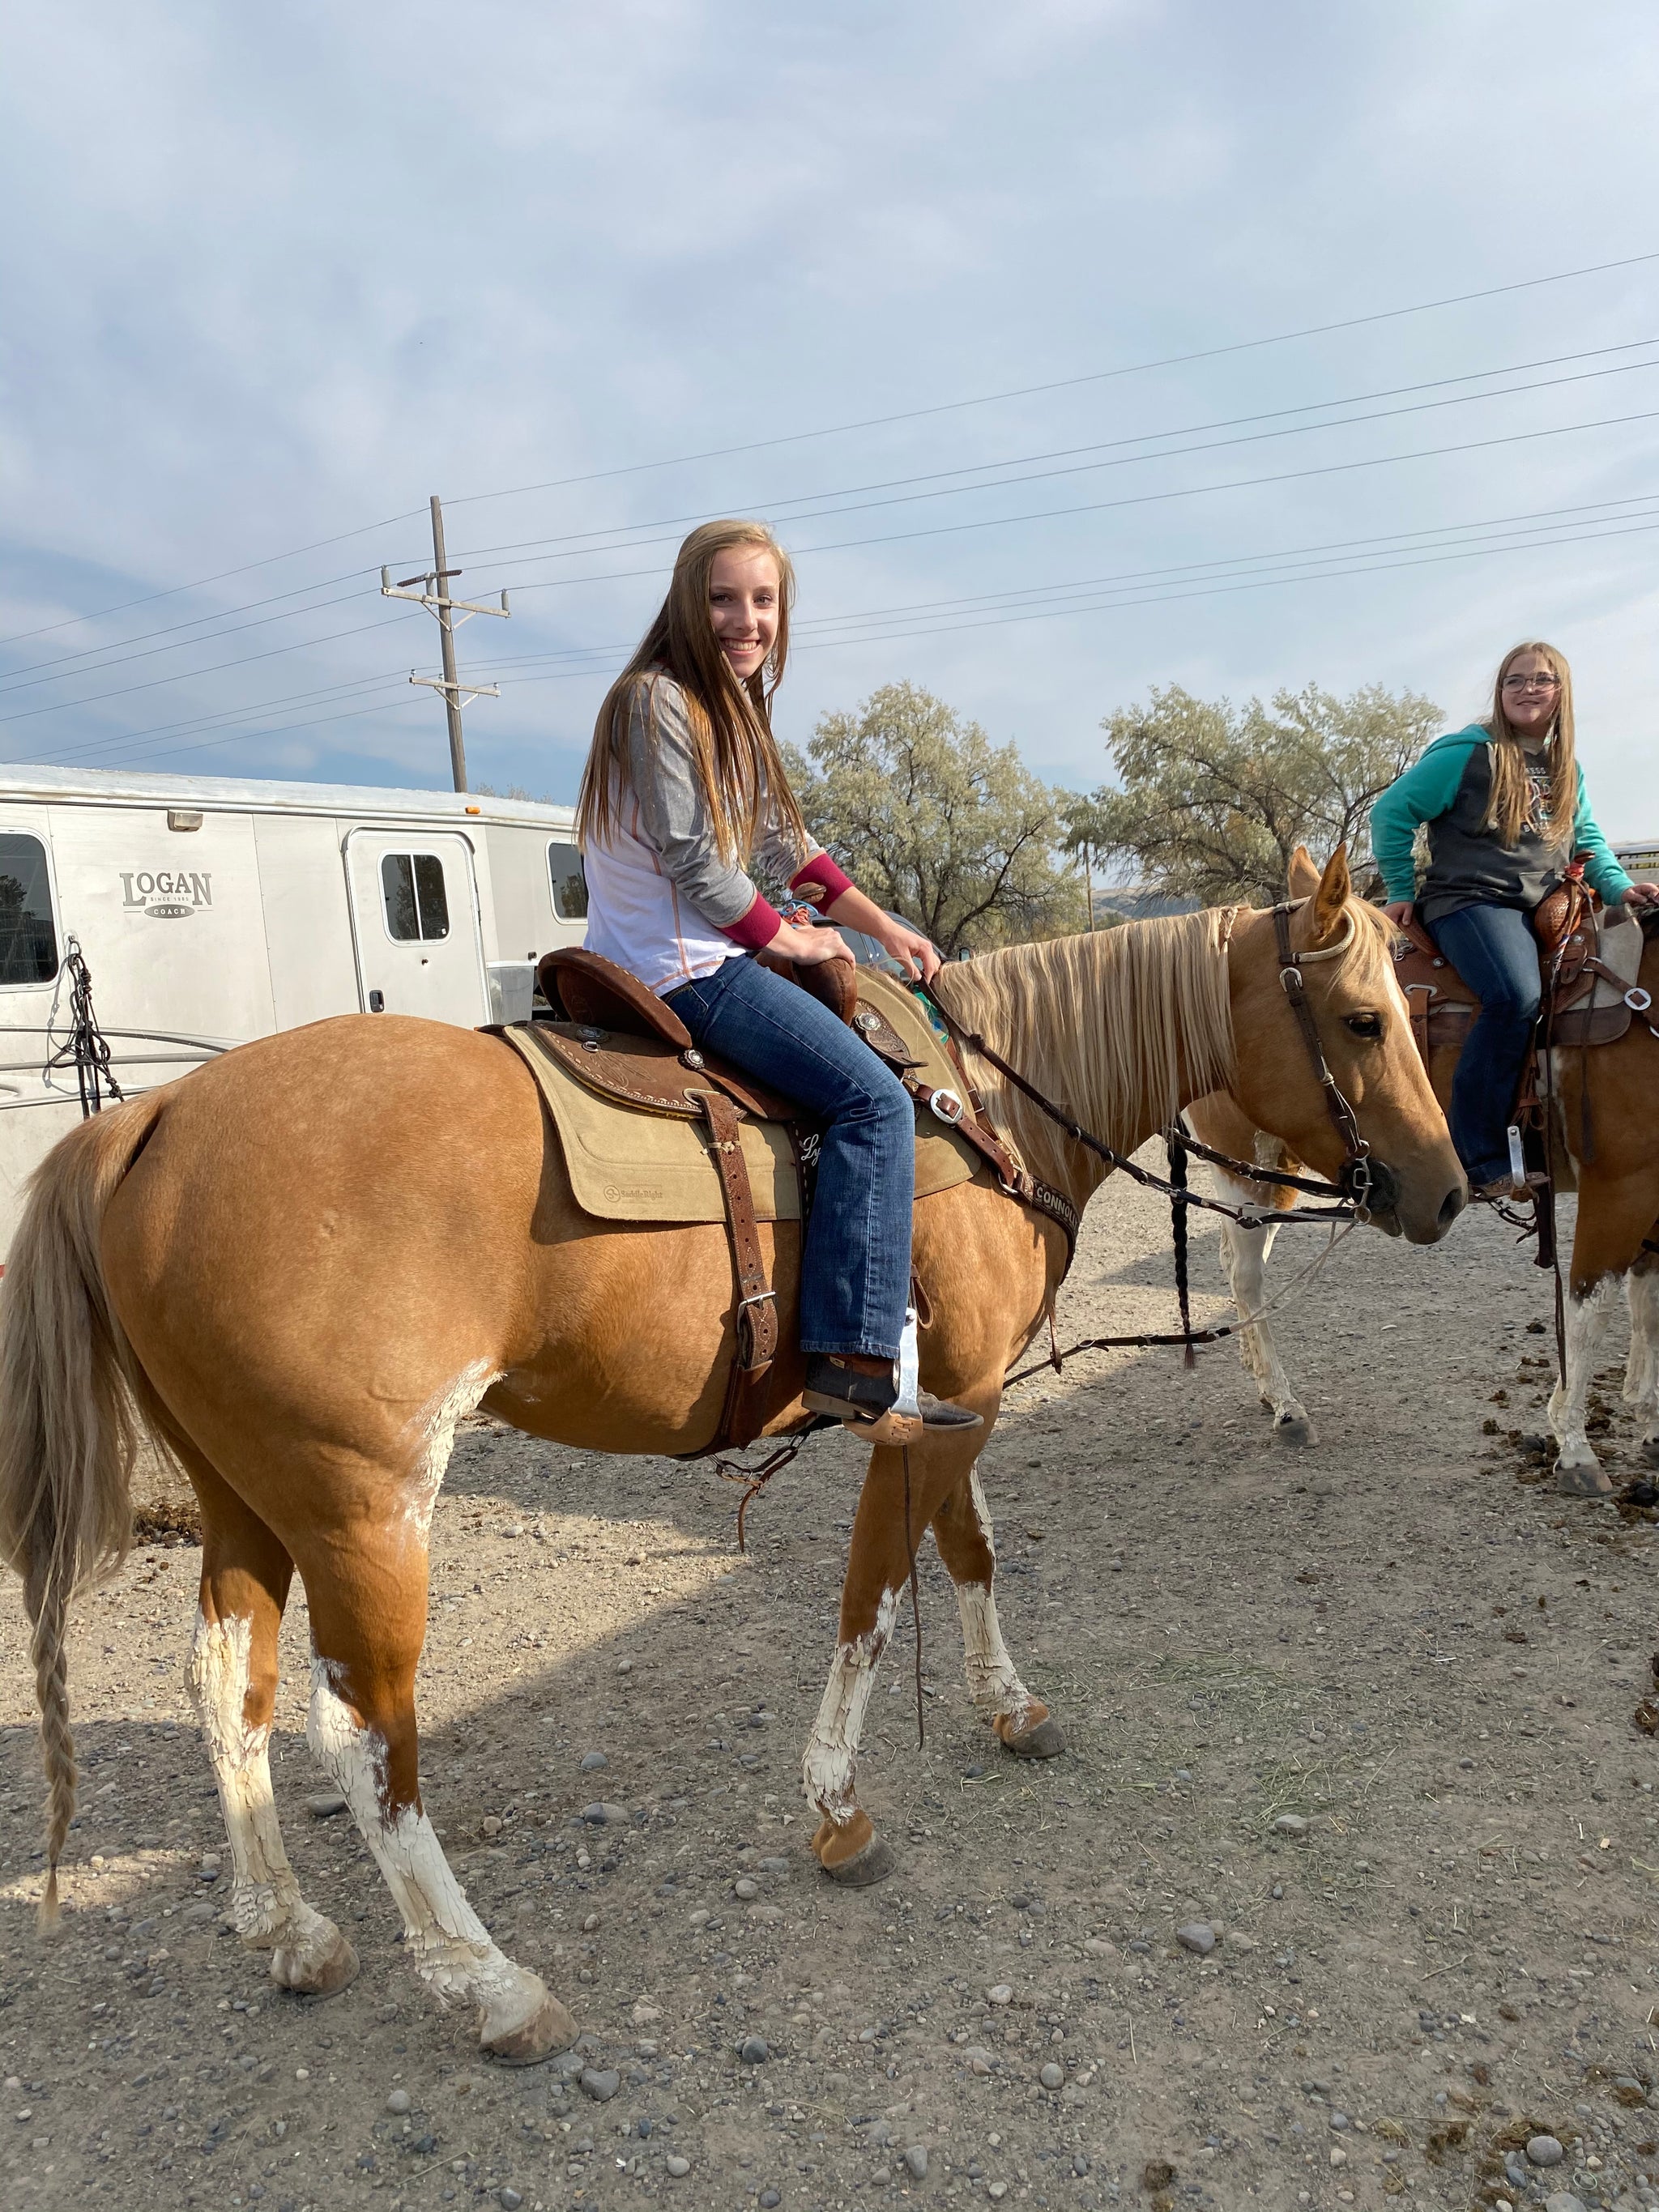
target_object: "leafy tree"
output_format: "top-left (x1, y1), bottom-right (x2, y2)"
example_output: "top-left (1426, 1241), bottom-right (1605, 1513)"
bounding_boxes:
top-left (1064, 680), bottom-right (1441, 907)
top-left (783, 682), bottom-right (1085, 955)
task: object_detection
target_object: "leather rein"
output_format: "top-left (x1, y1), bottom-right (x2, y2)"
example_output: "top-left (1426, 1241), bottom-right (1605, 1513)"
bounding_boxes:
top-left (919, 898), bottom-right (1380, 1379)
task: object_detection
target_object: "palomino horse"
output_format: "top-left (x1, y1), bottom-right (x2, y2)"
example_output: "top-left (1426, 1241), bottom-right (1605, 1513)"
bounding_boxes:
top-left (1188, 850), bottom-right (1659, 1488)
top-left (0, 849), bottom-right (1461, 2064)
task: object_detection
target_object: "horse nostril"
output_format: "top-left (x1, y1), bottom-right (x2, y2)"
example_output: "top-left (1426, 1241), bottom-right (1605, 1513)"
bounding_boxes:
top-left (1438, 1184), bottom-right (1467, 1230)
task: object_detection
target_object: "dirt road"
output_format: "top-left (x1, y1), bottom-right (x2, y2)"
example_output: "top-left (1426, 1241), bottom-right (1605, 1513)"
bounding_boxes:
top-left (5, 1166), bottom-right (1659, 2212)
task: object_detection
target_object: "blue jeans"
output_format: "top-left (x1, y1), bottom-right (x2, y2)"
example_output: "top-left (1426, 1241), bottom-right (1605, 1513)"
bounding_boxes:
top-left (665, 956), bottom-right (914, 1358)
top-left (1427, 901), bottom-right (1542, 1186)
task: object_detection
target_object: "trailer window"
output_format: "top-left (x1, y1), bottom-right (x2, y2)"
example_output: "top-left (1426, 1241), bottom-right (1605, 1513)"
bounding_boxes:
top-left (548, 842), bottom-right (588, 922)
top-left (380, 853), bottom-right (450, 943)
top-left (0, 833), bottom-right (58, 984)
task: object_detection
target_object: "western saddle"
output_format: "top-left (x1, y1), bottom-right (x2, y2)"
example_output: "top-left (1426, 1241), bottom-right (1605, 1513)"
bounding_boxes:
top-left (516, 947), bottom-right (1074, 1454)
top-left (1390, 866), bottom-right (1657, 1174)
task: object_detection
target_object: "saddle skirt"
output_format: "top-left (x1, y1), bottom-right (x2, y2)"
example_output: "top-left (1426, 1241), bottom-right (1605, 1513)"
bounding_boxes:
top-left (1391, 896), bottom-right (1650, 1060)
top-left (496, 965), bottom-right (987, 1226)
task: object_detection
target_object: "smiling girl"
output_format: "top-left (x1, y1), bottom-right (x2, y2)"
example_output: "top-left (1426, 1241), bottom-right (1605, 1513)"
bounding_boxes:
top-left (577, 518), bottom-right (981, 1439)
top-left (1371, 639), bottom-right (1658, 1199)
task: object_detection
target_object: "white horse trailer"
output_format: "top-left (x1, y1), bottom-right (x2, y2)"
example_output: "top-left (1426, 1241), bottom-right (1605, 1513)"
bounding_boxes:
top-left (0, 765), bottom-right (590, 1258)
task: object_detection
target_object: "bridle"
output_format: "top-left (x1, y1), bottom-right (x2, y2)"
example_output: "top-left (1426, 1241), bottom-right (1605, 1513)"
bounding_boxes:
top-left (1269, 899), bottom-right (1397, 1221)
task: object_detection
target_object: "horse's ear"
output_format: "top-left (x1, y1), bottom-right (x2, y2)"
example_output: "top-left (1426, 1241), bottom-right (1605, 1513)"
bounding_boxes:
top-left (1286, 846), bottom-right (1321, 901)
top-left (1311, 844), bottom-right (1351, 945)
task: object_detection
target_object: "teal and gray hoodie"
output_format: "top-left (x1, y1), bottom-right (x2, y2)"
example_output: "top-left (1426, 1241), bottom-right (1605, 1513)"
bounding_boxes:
top-left (1370, 723), bottom-right (1631, 927)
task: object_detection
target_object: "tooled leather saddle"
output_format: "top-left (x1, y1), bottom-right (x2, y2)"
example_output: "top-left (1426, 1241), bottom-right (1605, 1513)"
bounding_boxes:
top-left (1390, 867), bottom-right (1654, 1068)
top-left (516, 947), bottom-right (1070, 1455)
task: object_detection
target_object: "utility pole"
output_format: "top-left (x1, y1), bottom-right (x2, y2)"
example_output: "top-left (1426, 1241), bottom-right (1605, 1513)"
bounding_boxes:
top-left (382, 494), bottom-right (510, 793)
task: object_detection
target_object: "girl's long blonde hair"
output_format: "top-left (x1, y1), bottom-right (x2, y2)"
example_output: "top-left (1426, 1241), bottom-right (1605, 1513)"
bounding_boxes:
top-left (1481, 639), bottom-right (1577, 850)
top-left (577, 519), bottom-right (807, 863)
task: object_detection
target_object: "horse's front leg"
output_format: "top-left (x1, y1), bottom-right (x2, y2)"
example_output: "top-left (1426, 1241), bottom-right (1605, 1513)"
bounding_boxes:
top-left (1215, 1202), bottom-right (1315, 1445)
top-left (802, 1417), bottom-right (991, 1886)
top-left (932, 1464), bottom-right (1064, 1757)
top-left (1624, 1244), bottom-right (1659, 1464)
top-left (1549, 1279), bottom-right (1619, 1494)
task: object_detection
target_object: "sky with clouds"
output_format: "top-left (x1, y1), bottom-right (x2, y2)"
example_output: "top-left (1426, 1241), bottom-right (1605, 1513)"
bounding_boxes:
top-left (3, 1), bottom-right (1658, 833)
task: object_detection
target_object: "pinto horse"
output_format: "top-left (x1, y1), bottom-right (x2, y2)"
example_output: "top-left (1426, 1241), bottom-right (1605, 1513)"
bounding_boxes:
top-left (0, 849), bottom-right (1460, 2064)
top-left (1188, 849), bottom-right (1659, 1487)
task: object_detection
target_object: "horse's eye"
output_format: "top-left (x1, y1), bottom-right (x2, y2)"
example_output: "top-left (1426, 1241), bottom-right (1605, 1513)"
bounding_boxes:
top-left (1345, 1012), bottom-right (1384, 1039)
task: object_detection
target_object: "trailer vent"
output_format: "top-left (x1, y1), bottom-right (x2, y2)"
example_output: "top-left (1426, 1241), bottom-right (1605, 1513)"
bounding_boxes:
top-left (167, 809), bottom-right (203, 832)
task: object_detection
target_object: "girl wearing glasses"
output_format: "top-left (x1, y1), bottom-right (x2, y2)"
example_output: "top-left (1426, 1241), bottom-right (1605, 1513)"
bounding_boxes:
top-left (1371, 640), bottom-right (1659, 1199)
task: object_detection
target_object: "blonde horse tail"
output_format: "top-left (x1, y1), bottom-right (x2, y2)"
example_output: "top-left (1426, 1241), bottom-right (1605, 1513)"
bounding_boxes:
top-left (0, 1090), bottom-right (171, 1929)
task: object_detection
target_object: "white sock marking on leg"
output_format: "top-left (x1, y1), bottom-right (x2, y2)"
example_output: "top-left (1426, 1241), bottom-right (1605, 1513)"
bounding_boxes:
top-left (801, 1587), bottom-right (898, 1826)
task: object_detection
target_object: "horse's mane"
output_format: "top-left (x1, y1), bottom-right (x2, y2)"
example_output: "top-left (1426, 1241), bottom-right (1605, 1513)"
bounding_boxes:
top-left (929, 907), bottom-right (1240, 1194)
top-left (930, 897), bottom-right (1397, 1196)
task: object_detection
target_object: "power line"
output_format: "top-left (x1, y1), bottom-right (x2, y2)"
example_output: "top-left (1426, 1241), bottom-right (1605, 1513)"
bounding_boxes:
top-left (0, 514), bottom-right (423, 649)
top-left (7, 247), bottom-right (1654, 658)
top-left (441, 249), bottom-right (1659, 514)
top-left (18, 332), bottom-right (1639, 693)
top-left (55, 495), bottom-right (1659, 778)
top-left (439, 339), bottom-right (1659, 570)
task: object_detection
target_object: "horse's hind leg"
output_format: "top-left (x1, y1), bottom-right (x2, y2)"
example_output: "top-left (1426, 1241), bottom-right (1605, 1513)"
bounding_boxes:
top-left (185, 1462), bottom-right (357, 1995)
top-left (931, 1464), bottom-right (1064, 1759)
top-left (301, 1514), bottom-right (574, 2064)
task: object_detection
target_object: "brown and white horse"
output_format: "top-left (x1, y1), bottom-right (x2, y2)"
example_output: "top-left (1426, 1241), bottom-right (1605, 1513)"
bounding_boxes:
top-left (0, 850), bottom-right (1460, 2062)
top-left (1188, 850), bottom-right (1659, 1487)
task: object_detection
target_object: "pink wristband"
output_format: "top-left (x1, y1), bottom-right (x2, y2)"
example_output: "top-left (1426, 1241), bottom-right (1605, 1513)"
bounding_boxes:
top-left (719, 892), bottom-right (785, 951)
top-left (788, 852), bottom-right (854, 909)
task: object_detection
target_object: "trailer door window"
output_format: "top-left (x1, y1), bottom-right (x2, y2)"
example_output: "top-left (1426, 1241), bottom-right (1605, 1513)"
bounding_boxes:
top-left (0, 833), bottom-right (58, 984)
top-left (548, 841), bottom-right (588, 921)
top-left (380, 852), bottom-right (450, 942)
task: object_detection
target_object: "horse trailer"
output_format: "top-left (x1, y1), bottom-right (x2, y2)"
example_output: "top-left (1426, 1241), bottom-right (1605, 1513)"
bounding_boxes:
top-left (0, 764), bottom-right (591, 1257)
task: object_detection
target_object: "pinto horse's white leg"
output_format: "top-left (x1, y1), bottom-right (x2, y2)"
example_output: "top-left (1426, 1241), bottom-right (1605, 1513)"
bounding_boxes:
top-left (801, 1584), bottom-right (900, 1881)
top-left (305, 1651), bottom-right (569, 2059)
top-left (188, 1611), bottom-right (358, 1995)
top-left (1214, 1193), bottom-right (1316, 1445)
top-left (1549, 1278), bottom-right (1619, 1495)
top-left (1625, 1260), bottom-right (1659, 1463)
top-left (184, 1467), bottom-right (358, 1997)
top-left (934, 1467), bottom-right (1063, 1757)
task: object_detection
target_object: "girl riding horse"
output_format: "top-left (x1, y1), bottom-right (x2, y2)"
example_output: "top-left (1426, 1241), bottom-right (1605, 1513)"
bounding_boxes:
top-left (1371, 638), bottom-right (1659, 1200)
top-left (577, 517), bottom-right (981, 1440)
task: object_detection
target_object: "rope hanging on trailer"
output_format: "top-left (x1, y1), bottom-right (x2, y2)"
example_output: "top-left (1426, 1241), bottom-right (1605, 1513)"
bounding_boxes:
top-left (45, 936), bottom-right (123, 1119)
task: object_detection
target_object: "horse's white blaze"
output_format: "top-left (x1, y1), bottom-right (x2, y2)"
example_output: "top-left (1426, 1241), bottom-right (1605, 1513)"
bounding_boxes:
top-left (186, 1610), bottom-right (341, 1972)
top-left (1549, 1279), bottom-right (1619, 1470)
top-left (404, 1357), bottom-right (500, 1539)
top-left (306, 1653), bottom-right (547, 2031)
top-left (802, 1586), bottom-right (899, 1825)
top-left (955, 1468), bottom-right (1035, 1732)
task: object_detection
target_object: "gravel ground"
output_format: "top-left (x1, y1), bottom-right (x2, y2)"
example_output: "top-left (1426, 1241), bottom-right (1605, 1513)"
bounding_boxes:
top-left (6, 1164), bottom-right (1659, 2212)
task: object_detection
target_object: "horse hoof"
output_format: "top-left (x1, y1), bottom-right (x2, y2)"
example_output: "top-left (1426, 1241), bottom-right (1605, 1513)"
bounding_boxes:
top-left (812, 1809), bottom-right (894, 1887)
top-left (482, 1986), bottom-right (578, 2067)
top-left (996, 1713), bottom-right (1067, 1760)
top-left (1273, 1416), bottom-right (1316, 1447)
top-left (821, 1834), bottom-right (895, 1887)
top-left (1555, 1457), bottom-right (1614, 1498)
top-left (270, 1924), bottom-right (359, 1998)
top-left (1643, 1437), bottom-right (1659, 1469)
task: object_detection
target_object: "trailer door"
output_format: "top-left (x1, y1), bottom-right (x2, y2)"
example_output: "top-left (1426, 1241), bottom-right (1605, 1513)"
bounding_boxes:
top-left (343, 828), bottom-right (489, 1026)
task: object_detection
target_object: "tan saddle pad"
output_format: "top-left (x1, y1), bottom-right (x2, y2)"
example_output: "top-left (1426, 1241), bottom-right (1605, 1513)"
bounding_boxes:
top-left (498, 969), bottom-right (983, 1225)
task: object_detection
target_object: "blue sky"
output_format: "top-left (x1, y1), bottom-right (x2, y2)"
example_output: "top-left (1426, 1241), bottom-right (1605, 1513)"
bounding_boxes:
top-left (4, 2), bottom-right (1658, 830)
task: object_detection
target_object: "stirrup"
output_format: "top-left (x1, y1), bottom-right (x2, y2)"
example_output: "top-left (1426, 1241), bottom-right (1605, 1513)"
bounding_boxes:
top-left (801, 1362), bottom-right (983, 1443)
